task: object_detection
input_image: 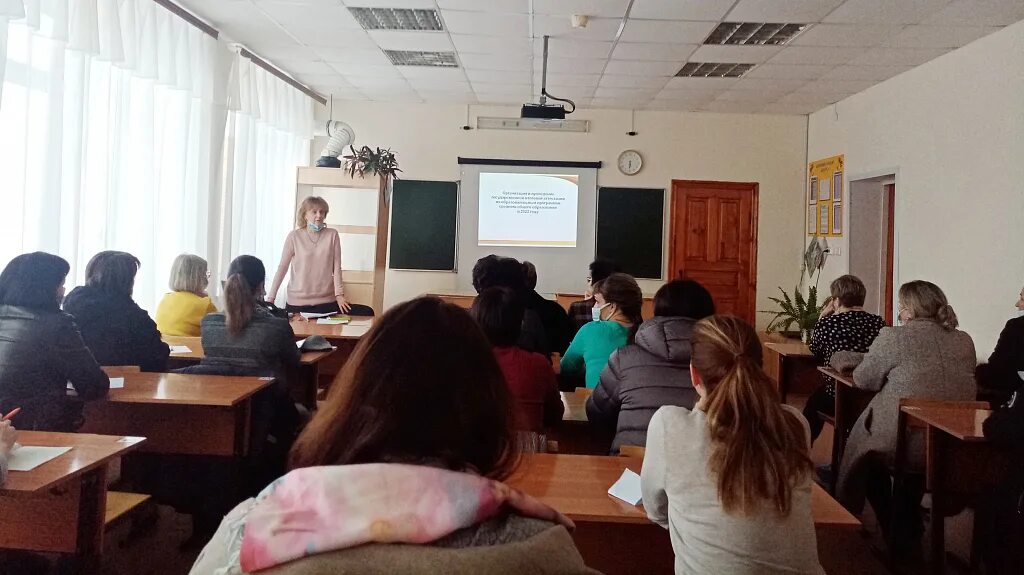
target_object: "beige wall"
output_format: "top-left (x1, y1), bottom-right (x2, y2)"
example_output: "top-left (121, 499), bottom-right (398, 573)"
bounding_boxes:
top-left (808, 20), bottom-right (1024, 357)
top-left (314, 101), bottom-right (808, 328)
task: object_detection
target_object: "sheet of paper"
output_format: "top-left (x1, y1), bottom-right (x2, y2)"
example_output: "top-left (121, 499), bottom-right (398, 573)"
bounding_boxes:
top-left (169, 345), bottom-right (192, 354)
top-left (316, 318), bottom-right (349, 325)
top-left (1018, 371), bottom-right (1024, 382)
top-left (299, 312), bottom-right (334, 319)
top-left (607, 468), bottom-right (643, 505)
top-left (8, 445), bottom-right (72, 472)
top-left (295, 338), bottom-right (306, 349)
top-left (348, 320), bottom-right (372, 327)
top-left (67, 377), bottom-right (123, 391)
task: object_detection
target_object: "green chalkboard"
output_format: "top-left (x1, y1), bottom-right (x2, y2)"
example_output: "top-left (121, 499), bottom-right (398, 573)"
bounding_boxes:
top-left (389, 179), bottom-right (459, 271)
top-left (596, 187), bottom-right (664, 279)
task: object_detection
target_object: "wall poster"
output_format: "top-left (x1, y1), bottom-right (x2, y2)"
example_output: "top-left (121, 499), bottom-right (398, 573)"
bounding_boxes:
top-left (807, 154), bottom-right (844, 237)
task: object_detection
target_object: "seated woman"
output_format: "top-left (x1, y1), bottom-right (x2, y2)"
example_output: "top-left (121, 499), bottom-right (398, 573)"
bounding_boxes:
top-left (0, 253), bottom-right (109, 431)
top-left (155, 254), bottom-right (217, 337)
top-left (641, 315), bottom-right (822, 574)
top-left (561, 273), bottom-right (643, 390)
top-left (471, 286), bottom-right (563, 433)
top-left (63, 251), bottom-right (170, 371)
top-left (835, 280), bottom-right (976, 554)
top-left (472, 255), bottom-right (552, 356)
top-left (587, 279), bottom-right (714, 454)
top-left (975, 283), bottom-right (1024, 398)
top-left (522, 261), bottom-right (572, 354)
top-left (191, 297), bottom-right (595, 575)
top-left (568, 259), bottom-right (621, 337)
top-left (802, 275), bottom-right (887, 442)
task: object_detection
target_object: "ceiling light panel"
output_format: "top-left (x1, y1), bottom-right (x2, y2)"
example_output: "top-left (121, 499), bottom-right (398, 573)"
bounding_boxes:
top-left (705, 22), bottom-right (807, 46)
top-left (384, 50), bottom-right (459, 67)
top-left (349, 8), bottom-right (443, 31)
top-left (676, 62), bottom-right (756, 78)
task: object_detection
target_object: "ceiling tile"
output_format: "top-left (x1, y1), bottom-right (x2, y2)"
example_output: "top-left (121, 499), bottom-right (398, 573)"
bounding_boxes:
top-left (451, 34), bottom-right (533, 55)
top-left (357, 91), bottom-right (424, 102)
top-left (663, 76), bottom-right (739, 90)
top-left (314, 87), bottom-right (366, 100)
top-left (533, 38), bottom-right (615, 59)
top-left (611, 42), bottom-right (698, 61)
top-left (714, 90), bottom-right (788, 102)
top-left (689, 44), bottom-right (783, 64)
top-left (588, 97), bottom-right (653, 109)
top-left (882, 25), bottom-right (1004, 48)
top-left (328, 63), bottom-right (403, 77)
top-left (700, 101), bottom-right (765, 113)
top-left (471, 82), bottom-right (533, 95)
top-left (598, 74), bottom-right (670, 89)
top-left (346, 76), bottom-right (412, 89)
top-left (533, 16), bottom-right (623, 40)
top-left (256, 2), bottom-right (363, 30)
top-left (250, 44), bottom-right (321, 62)
top-left (460, 53), bottom-right (533, 71)
top-left (474, 93), bottom-right (529, 104)
top-left (398, 67), bottom-right (468, 81)
top-left (728, 77), bottom-right (810, 92)
top-left (534, 0), bottom-right (630, 17)
top-left (535, 85), bottom-right (597, 98)
top-left (546, 58), bottom-right (609, 74)
top-left (593, 86), bottom-right (661, 99)
top-left (652, 90), bottom-right (719, 103)
top-left (760, 102), bottom-right (821, 114)
top-left (725, 0), bottom-right (846, 23)
top-left (275, 60), bottom-right (337, 75)
top-left (618, 20), bottom-right (717, 44)
top-left (790, 24), bottom-right (903, 47)
top-left (299, 30), bottom-right (379, 49)
top-left (646, 99), bottom-right (707, 111)
top-left (296, 73), bottom-right (352, 86)
top-left (339, 0), bottom-right (435, 7)
top-left (847, 47), bottom-right (950, 66)
top-left (768, 46), bottom-right (866, 65)
top-left (744, 63), bottom-right (835, 79)
top-left (441, 11), bottom-right (530, 36)
top-left (775, 90), bottom-right (846, 105)
top-left (825, 0), bottom-right (964, 24)
top-left (408, 78), bottom-right (472, 91)
top-left (922, 0), bottom-right (1024, 25)
top-left (533, 72), bottom-right (602, 87)
top-left (367, 30), bottom-right (454, 51)
top-left (800, 78), bottom-right (879, 94)
top-left (629, 0), bottom-right (736, 21)
top-left (436, 0), bottom-right (528, 13)
top-left (820, 64), bottom-right (913, 80)
top-left (603, 60), bottom-right (681, 76)
top-left (466, 69), bottom-right (533, 84)
top-left (316, 47), bottom-right (393, 66)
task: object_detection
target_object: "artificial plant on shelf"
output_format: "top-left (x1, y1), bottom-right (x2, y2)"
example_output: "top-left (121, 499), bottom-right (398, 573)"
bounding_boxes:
top-left (760, 236), bottom-right (829, 343)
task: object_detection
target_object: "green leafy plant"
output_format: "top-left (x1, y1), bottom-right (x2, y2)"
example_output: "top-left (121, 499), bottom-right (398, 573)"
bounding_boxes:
top-left (759, 236), bottom-right (829, 340)
top-left (343, 145), bottom-right (402, 180)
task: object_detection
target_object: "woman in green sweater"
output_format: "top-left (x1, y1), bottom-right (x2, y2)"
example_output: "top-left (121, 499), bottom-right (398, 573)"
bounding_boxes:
top-left (561, 273), bottom-right (643, 389)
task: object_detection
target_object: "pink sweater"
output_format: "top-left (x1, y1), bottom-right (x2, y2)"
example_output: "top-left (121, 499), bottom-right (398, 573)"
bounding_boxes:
top-left (268, 227), bottom-right (344, 306)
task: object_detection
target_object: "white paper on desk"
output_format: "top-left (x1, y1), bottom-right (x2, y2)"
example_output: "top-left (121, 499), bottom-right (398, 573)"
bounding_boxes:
top-left (300, 312), bottom-right (333, 319)
top-left (316, 318), bottom-right (349, 325)
top-left (295, 338), bottom-right (306, 349)
top-left (67, 377), bottom-right (123, 391)
top-left (169, 345), bottom-right (192, 354)
top-left (608, 469), bottom-right (643, 505)
top-left (348, 320), bottom-right (372, 327)
top-left (8, 445), bottom-right (72, 472)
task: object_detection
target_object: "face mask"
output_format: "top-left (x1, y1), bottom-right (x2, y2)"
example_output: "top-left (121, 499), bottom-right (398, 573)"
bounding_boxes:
top-left (307, 222), bottom-right (324, 232)
top-left (592, 303), bottom-right (607, 322)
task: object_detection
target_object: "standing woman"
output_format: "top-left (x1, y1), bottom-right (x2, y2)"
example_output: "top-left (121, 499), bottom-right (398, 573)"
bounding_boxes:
top-left (267, 196), bottom-right (355, 315)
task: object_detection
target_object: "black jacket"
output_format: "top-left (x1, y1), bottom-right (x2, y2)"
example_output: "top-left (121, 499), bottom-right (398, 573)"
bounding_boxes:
top-left (0, 304), bottom-right (109, 431)
top-left (977, 316), bottom-right (1024, 394)
top-left (586, 316), bottom-right (700, 453)
top-left (63, 286), bottom-right (170, 372)
top-left (524, 290), bottom-right (572, 355)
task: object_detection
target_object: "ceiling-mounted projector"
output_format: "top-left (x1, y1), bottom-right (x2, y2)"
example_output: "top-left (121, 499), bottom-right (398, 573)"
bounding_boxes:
top-left (521, 35), bottom-right (575, 120)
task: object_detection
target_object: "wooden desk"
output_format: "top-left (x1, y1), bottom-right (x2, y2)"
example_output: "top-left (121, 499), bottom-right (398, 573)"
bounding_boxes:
top-left (896, 407), bottom-right (1011, 573)
top-left (819, 367), bottom-right (877, 493)
top-left (427, 293), bottom-right (476, 309)
top-left (162, 335), bottom-right (335, 409)
top-left (79, 372), bottom-right (271, 457)
top-left (764, 341), bottom-right (819, 403)
top-left (508, 454), bottom-right (860, 575)
top-left (288, 316), bottom-right (373, 341)
top-left (551, 389), bottom-right (611, 455)
top-left (0, 432), bottom-right (145, 572)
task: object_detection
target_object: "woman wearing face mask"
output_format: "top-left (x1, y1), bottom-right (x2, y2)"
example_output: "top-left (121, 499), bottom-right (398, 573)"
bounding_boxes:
top-left (831, 280), bottom-right (976, 556)
top-left (976, 284), bottom-right (1024, 397)
top-left (560, 273), bottom-right (643, 389)
top-left (267, 196), bottom-right (369, 316)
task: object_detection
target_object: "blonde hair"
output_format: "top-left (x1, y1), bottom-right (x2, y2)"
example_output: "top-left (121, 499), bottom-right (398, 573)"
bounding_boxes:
top-left (899, 280), bottom-right (958, 330)
top-left (295, 196), bottom-right (330, 229)
top-left (168, 254), bottom-right (209, 296)
top-left (691, 315), bottom-right (813, 516)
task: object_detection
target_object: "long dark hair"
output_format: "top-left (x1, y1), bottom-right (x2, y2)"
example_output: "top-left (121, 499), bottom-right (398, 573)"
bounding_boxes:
top-left (0, 252), bottom-right (70, 312)
top-left (471, 286), bottom-right (524, 347)
top-left (593, 273), bottom-right (644, 342)
top-left (290, 297), bottom-right (519, 479)
top-left (224, 255), bottom-right (265, 336)
top-left (691, 315), bottom-right (813, 516)
top-left (84, 251), bottom-right (141, 298)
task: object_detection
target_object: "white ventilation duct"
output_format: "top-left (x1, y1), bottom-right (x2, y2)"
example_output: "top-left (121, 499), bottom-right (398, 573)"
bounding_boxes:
top-left (315, 120), bottom-right (355, 168)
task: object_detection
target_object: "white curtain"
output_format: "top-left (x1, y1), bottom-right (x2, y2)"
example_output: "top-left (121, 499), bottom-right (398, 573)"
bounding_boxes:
top-left (0, 0), bottom-right (312, 313)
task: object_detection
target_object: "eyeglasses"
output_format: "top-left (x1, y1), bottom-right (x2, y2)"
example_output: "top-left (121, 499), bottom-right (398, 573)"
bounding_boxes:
top-left (205, 271), bottom-right (212, 278)
top-left (586, 276), bottom-right (592, 284)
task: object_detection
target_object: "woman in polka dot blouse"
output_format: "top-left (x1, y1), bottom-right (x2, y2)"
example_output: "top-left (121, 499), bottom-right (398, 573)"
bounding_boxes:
top-left (803, 275), bottom-right (887, 442)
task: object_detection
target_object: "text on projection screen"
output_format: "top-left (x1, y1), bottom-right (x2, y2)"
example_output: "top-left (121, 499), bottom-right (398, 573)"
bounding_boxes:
top-left (477, 172), bottom-right (580, 248)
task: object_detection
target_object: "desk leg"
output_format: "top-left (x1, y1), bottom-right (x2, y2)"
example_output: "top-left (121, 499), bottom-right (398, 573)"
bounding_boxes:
top-left (830, 384), bottom-right (844, 495)
top-left (58, 466), bottom-right (108, 575)
top-left (778, 356), bottom-right (790, 403)
top-left (927, 427), bottom-right (946, 575)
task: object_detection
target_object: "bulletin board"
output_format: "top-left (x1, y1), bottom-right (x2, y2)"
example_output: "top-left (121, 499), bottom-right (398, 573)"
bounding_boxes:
top-left (807, 154), bottom-right (844, 237)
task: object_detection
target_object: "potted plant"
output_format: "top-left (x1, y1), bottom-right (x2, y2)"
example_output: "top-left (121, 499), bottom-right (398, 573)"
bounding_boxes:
top-left (760, 237), bottom-right (829, 343)
top-left (343, 145), bottom-right (401, 181)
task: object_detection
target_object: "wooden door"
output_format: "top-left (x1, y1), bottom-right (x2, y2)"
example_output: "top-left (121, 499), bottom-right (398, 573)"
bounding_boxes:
top-left (883, 183), bottom-right (895, 325)
top-left (668, 180), bottom-right (758, 323)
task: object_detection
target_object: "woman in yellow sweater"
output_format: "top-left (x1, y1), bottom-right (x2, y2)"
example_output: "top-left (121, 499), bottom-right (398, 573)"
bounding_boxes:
top-left (156, 254), bottom-right (217, 336)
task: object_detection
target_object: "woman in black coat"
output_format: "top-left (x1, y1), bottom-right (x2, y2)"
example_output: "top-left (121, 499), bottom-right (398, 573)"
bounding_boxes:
top-left (63, 251), bottom-right (170, 372)
top-left (976, 285), bottom-right (1024, 398)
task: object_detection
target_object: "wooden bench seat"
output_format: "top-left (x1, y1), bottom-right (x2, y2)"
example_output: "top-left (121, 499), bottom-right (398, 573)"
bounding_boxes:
top-left (105, 491), bottom-right (152, 529)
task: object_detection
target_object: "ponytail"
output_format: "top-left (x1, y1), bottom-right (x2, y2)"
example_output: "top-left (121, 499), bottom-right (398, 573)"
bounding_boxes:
top-left (224, 274), bottom-right (254, 336)
top-left (692, 315), bottom-right (813, 516)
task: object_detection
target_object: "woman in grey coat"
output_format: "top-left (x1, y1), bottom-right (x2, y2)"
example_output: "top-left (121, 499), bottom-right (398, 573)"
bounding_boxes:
top-left (833, 280), bottom-right (976, 553)
top-left (587, 280), bottom-right (715, 454)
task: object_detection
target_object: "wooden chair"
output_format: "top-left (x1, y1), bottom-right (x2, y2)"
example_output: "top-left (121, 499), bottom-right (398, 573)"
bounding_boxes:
top-left (619, 445), bottom-right (646, 459)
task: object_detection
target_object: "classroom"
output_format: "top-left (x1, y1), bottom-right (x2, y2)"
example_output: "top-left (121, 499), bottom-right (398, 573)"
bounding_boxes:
top-left (0, 1), bottom-right (1022, 574)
